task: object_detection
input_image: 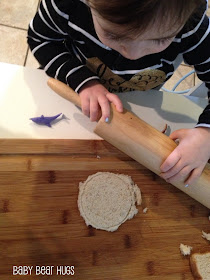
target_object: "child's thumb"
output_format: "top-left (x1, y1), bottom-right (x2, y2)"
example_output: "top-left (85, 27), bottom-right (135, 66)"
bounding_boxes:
top-left (169, 129), bottom-right (186, 141)
top-left (106, 93), bottom-right (123, 112)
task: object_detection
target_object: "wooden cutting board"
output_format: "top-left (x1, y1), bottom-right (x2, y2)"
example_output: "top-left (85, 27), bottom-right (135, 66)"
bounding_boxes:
top-left (0, 139), bottom-right (209, 280)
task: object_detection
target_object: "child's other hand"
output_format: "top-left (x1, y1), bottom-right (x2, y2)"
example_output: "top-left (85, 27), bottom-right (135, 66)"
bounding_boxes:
top-left (160, 127), bottom-right (210, 186)
top-left (78, 80), bottom-right (123, 121)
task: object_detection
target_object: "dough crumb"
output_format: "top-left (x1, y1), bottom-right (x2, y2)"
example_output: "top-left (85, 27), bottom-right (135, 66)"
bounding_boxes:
top-left (143, 207), bottom-right (148, 214)
top-left (180, 243), bottom-right (193, 256)
top-left (202, 231), bottom-right (210, 241)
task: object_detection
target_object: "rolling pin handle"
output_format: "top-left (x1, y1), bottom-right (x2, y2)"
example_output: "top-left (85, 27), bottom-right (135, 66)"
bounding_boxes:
top-left (47, 78), bottom-right (81, 108)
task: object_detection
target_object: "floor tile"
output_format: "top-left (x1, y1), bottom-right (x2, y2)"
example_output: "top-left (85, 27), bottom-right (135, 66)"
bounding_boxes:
top-left (25, 49), bottom-right (40, 68)
top-left (163, 64), bottom-right (195, 92)
top-left (207, 4), bottom-right (210, 17)
top-left (0, 0), bottom-right (39, 29)
top-left (0, 26), bottom-right (28, 65)
top-left (194, 72), bottom-right (204, 88)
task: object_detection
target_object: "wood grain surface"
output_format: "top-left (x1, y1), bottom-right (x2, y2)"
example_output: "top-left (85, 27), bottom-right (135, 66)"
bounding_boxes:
top-left (0, 139), bottom-right (209, 280)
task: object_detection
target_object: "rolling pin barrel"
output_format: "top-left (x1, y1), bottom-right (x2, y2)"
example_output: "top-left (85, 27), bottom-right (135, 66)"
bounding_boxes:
top-left (94, 106), bottom-right (210, 208)
top-left (48, 78), bottom-right (210, 209)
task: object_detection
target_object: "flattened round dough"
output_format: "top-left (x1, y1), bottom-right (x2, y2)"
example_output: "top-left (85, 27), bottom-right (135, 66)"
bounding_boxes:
top-left (78, 172), bottom-right (142, 232)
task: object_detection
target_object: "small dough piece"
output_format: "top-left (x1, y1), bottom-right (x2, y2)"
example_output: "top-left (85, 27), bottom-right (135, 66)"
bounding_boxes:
top-left (143, 207), bottom-right (148, 214)
top-left (78, 172), bottom-right (142, 232)
top-left (180, 243), bottom-right (193, 256)
top-left (202, 231), bottom-right (210, 241)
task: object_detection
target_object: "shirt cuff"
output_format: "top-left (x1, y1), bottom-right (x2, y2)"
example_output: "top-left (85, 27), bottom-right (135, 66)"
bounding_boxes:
top-left (195, 123), bottom-right (210, 128)
top-left (196, 104), bottom-right (210, 126)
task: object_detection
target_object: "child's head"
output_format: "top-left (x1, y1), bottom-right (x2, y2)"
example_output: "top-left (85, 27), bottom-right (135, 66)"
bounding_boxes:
top-left (87, 0), bottom-right (205, 59)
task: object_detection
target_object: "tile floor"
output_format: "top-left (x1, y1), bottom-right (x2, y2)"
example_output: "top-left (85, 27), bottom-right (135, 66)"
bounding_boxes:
top-left (0, 0), bottom-right (209, 91)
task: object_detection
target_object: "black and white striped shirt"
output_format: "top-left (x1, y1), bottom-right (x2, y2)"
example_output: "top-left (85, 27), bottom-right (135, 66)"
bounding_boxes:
top-left (27, 0), bottom-right (210, 126)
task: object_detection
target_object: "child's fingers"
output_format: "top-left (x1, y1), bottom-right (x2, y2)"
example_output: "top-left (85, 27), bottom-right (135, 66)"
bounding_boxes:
top-left (169, 129), bottom-right (186, 141)
top-left (163, 165), bottom-right (193, 184)
top-left (160, 159), bottom-right (187, 180)
top-left (162, 165), bottom-right (192, 183)
top-left (106, 93), bottom-right (124, 112)
top-left (184, 165), bottom-right (205, 186)
top-left (97, 94), bottom-right (111, 121)
top-left (90, 97), bottom-right (100, 122)
top-left (160, 149), bottom-right (181, 173)
top-left (81, 97), bottom-right (90, 117)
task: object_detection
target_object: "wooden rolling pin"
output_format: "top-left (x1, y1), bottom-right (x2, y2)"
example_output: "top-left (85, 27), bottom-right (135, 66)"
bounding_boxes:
top-left (47, 78), bottom-right (210, 208)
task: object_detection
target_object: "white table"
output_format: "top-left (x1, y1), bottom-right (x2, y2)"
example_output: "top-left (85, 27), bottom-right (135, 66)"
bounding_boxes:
top-left (0, 62), bottom-right (208, 139)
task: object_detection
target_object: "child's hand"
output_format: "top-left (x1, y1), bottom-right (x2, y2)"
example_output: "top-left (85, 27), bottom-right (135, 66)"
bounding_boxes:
top-left (78, 80), bottom-right (123, 121)
top-left (160, 127), bottom-right (210, 186)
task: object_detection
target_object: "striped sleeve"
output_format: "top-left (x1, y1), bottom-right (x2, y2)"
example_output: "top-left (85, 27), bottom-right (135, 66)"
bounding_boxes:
top-left (27, 0), bottom-right (99, 92)
top-left (182, 15), bottom-right (210, 91)
top-left (177, 3), bottom-right (210, 127)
